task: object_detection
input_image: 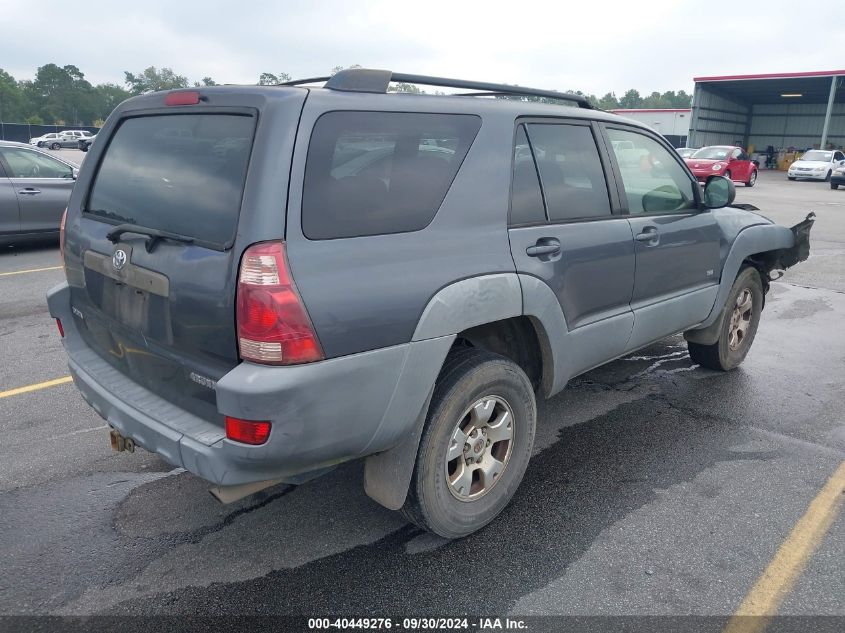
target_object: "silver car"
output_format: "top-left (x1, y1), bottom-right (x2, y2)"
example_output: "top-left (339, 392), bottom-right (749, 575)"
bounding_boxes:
top-left (51, 130), bottom-right (93, 150)
top-left (29, 132), bottom-right (63, 148)
top-left (0, 141), bottom-right (78, 245)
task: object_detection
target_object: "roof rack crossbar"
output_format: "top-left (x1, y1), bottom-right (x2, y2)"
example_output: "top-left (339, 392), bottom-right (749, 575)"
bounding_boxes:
top-left (280, 69), bottom-right (594, 109)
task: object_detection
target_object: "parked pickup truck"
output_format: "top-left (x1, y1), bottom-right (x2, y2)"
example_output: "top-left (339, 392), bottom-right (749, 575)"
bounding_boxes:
top-left (48, 69), bottom-right (814, 538)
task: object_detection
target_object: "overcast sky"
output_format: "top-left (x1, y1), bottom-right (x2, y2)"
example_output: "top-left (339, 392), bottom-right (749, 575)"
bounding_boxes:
top-left (1, 0), bottom-right (842, 96)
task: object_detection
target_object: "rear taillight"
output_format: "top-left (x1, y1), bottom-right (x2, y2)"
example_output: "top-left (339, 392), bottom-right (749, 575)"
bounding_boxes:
top-left (236, 241), bottom-right (324, 365)
top-left (225, 416), bottom-right (271, 445)
top-left (55, 318), bottom-right (64, 338)
top-left (59, 208), bottom-right (67, 264)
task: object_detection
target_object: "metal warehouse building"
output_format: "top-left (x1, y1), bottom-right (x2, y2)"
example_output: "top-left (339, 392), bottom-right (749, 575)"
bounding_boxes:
top-left (688, 70), bottom-right (844, 152)
top-left (609, 109), bottom-right (690, 147)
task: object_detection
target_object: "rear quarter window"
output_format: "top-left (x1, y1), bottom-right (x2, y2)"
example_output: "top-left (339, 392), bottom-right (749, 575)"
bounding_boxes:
top-left (302, 111), bottom-right (481, 240)
top-left (86, 113), bottom-right (255, 247)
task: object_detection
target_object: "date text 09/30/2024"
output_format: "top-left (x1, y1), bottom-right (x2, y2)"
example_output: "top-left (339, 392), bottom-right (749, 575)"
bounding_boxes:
top-left (307, 617), bottom-right (528, 630)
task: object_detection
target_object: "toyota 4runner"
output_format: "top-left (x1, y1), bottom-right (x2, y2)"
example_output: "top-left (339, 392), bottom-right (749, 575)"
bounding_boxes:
top-left (48, 69), bottom-right (814, 538)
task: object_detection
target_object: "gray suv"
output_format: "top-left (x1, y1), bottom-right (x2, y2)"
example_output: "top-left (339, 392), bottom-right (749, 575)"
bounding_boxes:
top-left (1, 141), bottom-right (78, 246)
top-left (48, 69), bottom-right (813, 538)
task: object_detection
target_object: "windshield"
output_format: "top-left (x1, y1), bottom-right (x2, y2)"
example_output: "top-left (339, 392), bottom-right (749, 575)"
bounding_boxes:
top-left (800, 151), bottom-right (832, 162)
top-left (691, 147), bottom-right (731, 160)
top-left (86, 113), bottom-right (255, 247)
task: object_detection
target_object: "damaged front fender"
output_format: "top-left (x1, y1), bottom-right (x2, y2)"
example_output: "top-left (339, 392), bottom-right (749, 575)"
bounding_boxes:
top-left (768, 212), bottom-right (816, 272)
top-left (685, 212), bottom-right (815, 345)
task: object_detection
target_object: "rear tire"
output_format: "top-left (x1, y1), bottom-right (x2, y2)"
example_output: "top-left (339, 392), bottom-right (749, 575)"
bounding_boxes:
top-left (688, 267), bottom-right (763, 371)
top-left (832, 183), bottom-right (839, 190)
top-left (401, 348), bottom-right (536, 538)
top-left (745, 170), bottom-right (757, 187)
top-left (50, 142), bottom-right (60, 150)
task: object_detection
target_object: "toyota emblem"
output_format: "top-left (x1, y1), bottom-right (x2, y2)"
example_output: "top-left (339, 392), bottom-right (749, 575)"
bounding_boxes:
top-left (112, 249), bottom-right (127, 271)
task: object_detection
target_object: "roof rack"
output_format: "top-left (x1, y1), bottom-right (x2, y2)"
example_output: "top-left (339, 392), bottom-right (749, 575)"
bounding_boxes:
top-left (279, 68), bottom-right (594, 109)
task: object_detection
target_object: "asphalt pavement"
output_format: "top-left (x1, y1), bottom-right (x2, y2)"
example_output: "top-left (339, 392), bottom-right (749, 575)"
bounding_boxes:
top-left (0, 166), bottom-right (843, 622)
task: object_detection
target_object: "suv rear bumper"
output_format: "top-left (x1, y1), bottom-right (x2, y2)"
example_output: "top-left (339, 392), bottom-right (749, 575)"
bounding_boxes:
top-left (48, 282), bottom-right (453, 486)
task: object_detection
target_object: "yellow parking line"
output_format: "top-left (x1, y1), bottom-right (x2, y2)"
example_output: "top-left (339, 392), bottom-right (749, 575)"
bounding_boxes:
top-left (724, 460), bottom-right (845, 633)
top-left (0, 265), bottom-right (62, 277)
top-left (0, 376), bottom-right (73, 399)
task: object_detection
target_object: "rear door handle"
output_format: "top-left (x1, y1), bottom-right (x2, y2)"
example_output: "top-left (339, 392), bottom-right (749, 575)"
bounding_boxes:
top-left (18, 188), bottom-right (41, 195)
top-left (634, 227), bottom-right (659, 245)
top-left (526, 238), bottom-right (561, 257)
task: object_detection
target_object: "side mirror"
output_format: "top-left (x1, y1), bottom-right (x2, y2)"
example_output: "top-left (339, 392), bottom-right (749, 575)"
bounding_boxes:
top-left (702, 176), bottom-right (736, 209)
top-left (72, 168), bottom-right (79, 180)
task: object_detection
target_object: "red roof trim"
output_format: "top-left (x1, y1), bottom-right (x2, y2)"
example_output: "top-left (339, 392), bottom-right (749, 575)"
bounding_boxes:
top-left (610, 109), bottom-right (691, 113)
top-left (694, 69), bottom-right (845, 82)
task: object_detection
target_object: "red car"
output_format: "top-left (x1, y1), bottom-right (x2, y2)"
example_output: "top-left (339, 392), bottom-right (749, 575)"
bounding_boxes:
top-left (684, 145), bottom-right (758, 187)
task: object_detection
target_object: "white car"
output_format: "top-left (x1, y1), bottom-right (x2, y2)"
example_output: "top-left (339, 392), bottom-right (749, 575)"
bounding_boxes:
top-left (788, 149), bottom-right (845, 181)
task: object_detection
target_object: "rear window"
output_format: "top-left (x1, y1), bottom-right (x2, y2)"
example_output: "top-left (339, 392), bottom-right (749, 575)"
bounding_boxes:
top-left (302, 111), bottom-right (481, 240)
top-left (86, 113), bottom-right (255, 247)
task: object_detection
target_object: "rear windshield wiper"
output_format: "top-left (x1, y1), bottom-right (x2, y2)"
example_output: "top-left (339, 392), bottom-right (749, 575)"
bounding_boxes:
top-left (106, 223), bottom-right (195, 253)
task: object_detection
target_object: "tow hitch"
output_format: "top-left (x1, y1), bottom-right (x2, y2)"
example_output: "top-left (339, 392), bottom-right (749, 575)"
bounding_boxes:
top-left (109, 427), bottom-right (135, 453)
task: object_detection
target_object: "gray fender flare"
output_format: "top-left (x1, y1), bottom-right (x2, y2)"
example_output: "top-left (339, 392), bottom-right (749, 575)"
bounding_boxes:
top-left (685, 224), bottom-right (793, 345)
top-left (517, 274), bottom-right (570, 397)
top-left (364, 273), bottom-right (522, 510)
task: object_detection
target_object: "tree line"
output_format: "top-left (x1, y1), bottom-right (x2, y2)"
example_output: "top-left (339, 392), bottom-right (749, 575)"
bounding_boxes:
top-left (0, 63), bottom-right (692, 126)
top-left (0, 64), bottom-right (218, 126)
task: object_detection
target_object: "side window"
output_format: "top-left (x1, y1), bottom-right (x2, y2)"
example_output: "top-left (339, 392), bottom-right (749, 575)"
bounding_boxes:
top-left (0, 148), bottom-right (73, 179)
top-left (302, 111), bottom-right (481, 240)
top-left (510, 125), bottom-right (546, 225)
top-left (524, 123), bottom-right (611, 222)
top-left (606, 128), bottom-right (696, 215)
top-left (732, 149), bottom-right (742, 160)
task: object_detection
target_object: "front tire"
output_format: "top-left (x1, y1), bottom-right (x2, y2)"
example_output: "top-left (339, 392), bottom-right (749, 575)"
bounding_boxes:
top-left (401, 348), bottom-right (536, 538)
top-left (724, 170), bottom-right (732, 181)
top-left (832, 183), bottom-right (839, 190)
top-left (688, 267), bottom-right (763, 371)
top-left (50, 142), bottom-right (60, 150)
top-left (825, 170), bottom-right (832, 182)
top-left (788, 176), bottom-right (796, 181)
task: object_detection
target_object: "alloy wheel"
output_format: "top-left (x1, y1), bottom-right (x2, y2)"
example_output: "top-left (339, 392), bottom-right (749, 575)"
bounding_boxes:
top-left (445, 395), bottom-right (514, 501)
top-left (728, 288), bottom-right (753, 351)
